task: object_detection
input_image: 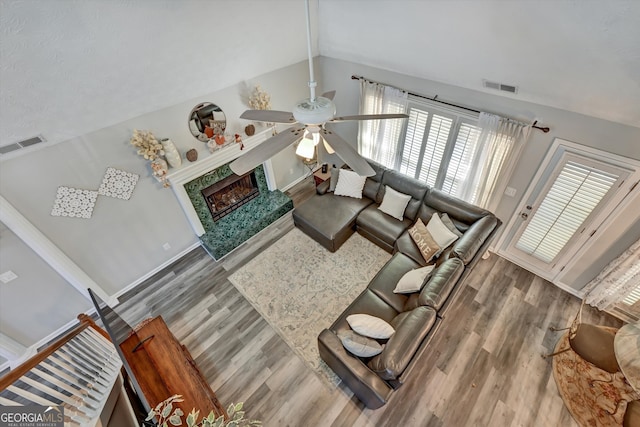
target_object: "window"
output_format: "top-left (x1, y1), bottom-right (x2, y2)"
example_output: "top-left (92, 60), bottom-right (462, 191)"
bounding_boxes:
top-left (394, 100), bottom-right (481, 197)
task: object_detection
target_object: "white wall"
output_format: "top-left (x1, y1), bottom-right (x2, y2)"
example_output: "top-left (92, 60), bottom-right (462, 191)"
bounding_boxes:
top-left (318, 56), bottom-right (640, 290)
top-left (0, 221), bottom-right (90, 347)
top-left (0, 59), bottom-right (310, 324)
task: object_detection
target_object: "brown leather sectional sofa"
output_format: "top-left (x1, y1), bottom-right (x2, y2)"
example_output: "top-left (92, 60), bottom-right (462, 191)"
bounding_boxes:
top-left (292, 159), bottom-right (501, 408)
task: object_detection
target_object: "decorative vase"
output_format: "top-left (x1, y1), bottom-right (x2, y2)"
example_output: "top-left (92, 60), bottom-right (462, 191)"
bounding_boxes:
top-left (160, 138), bottom-right (182, 168)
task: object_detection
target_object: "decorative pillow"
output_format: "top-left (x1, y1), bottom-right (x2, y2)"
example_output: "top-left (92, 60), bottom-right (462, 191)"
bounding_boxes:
top-left (328, 167), bottom-right (340, 192)
top-left (440, 213), bottom-right (463, 237)
top-left (427, 213), bottom-right (460, 249)
top-left (378, 186), bottom-right (412, 221)
top-left (334, 169), bottom-right (366, 199)
top-left (393, 264), bottom-right (435, 294)
top-left (408, 218), bottom-right (441, 263)
top-left (346, 314), bottom-right (395, 339)
top-left (337, 330), bottom-right (383, 357)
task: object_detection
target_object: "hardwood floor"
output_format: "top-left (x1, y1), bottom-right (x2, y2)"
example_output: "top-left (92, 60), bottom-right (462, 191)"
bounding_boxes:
top-left (116, 176), bottom-right (622, 427)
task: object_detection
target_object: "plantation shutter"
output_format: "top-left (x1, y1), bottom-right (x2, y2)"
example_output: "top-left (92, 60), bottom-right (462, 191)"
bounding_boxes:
top-left (515, 161), bottom-right (619, 263)
top-left (442, 122), bottom-right (482, 195)
top-left (398, 108), bottom-right (453, 187)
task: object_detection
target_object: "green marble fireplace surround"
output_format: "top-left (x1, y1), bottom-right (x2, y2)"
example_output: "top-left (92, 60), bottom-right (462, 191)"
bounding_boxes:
top-left (184, 163), bottom-right (293, 259)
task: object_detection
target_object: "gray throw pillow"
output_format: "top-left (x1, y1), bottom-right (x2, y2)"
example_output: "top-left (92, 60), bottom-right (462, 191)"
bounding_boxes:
top-left (338, 330), bottom-right (383, 357)
top-left (329, 167), bottom-right (339, 192)
top-left (440, 213), bottom-right (463, 237)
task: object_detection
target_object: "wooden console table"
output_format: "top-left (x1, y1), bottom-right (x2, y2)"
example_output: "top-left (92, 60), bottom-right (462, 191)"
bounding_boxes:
top-left (120, 316), bottom-right (226, 419)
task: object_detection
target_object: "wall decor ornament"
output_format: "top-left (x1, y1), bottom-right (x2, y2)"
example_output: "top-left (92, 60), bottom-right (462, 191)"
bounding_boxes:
top-left (186, 149), bottom-right (198, 162)
top-left (98, 167), bottom-right (139, 200)
top-left (51, 187), bottom-right (99, 219)
top-left (51, 167), bottom-right (139, 219)
top-left (151, 158), bottom-right (170, 188)
top-left (160, 138), bottom-right (182, 168)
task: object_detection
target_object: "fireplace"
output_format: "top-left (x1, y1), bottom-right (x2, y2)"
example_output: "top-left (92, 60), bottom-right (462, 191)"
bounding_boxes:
top-left (201, 171), bottom-right (259, 221)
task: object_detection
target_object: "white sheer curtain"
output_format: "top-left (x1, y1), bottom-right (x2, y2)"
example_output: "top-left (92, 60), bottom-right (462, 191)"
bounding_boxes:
top-left (453, 112), bottom-right (531, 210)
top-left (584, 238), bottom-right (640, 311)
top-left (358, 80), bottom-right (408, 168)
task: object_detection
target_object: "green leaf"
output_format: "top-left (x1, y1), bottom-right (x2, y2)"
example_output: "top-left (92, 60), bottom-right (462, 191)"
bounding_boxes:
top-left (186, 409), bottom-right (199, 427)
top-left (212, 417), bottom-right (224, 427)
top-left (206, 411), bottom-right (216, 423)
top-left (162, 403), bottom-right (173, 418)
top-left (227, 403), bottom-right (236, 417)
top-left (161, 422), bottom-right (168, 427)
top-left (227, 421), bottom-right (238, 427)
top-left (145, 410), bottom-right (156, 421)
top-left (169, 414), bottom-right (182, 426)
top-left (234, 403), bottom-right (243, 412)
top-left (174, 408), bottom-right (184, 418)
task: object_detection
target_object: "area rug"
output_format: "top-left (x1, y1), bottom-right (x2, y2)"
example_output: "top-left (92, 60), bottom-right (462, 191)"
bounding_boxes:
top-left (552, 329), bottom-right (640, 426)
top-left (228, 228), bottom-right (391, 388)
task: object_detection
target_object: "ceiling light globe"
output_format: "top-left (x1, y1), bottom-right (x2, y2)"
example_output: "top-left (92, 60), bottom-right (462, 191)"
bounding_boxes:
top-left (292, 96), bottom-right (336, 125)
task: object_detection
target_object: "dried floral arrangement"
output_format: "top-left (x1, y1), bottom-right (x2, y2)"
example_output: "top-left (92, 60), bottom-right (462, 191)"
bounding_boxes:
top-left (248, 85), bottom-right (271, 111)
top-left (130, 129), bottom-right (165, 160)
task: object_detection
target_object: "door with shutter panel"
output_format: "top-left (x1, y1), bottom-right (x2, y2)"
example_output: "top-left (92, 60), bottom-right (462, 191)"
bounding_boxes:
top-left (502, 142), bottom-right (636, 280)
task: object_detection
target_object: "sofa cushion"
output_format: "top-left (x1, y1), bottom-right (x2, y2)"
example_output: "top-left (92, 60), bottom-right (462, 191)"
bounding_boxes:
top-left (292, 193), bottom-right (372, 252)
top-left (378, 186), bottom-right (412, 221)
top-left (451, 215), bottom-right (498, 265)
top-left (378, 170), bottom-right (429, 221)
top-left (335, 169), bottom-right (367, 198)
top-left (338, 330), bottom-right (384, 357)
top-left (408, 218), bottom-right (441, 264)
top-left (367, 306), bottom-right (437, 380)
top-left (426, 213), bottom-right (459, 251)
top-left (331, 290), bottom-right (399, 335)
top-left (368, 252), bottom-right (422, 312)
top-left (357, 205), bottom-right (413, 249)
top-left (441, 213), bottom-right (463, 237)
top-left (404, 258), bottom-right (465, 311)
top-left (420, 188), bottom-right (493, 228)
top-left (347, 314), bottom-right (395, 339)
top-left (394, 265), bottom-right (435, 294)
top-left (362, 160), bottom-right (388, 201)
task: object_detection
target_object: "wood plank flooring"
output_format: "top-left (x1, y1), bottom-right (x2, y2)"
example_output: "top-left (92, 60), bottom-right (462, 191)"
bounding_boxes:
top-left (116, 176), bottom-right (622, 427)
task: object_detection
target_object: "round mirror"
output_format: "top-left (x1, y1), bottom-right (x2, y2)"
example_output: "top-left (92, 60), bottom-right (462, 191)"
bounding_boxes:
top-left (188, 102), bottom-right (226, 142)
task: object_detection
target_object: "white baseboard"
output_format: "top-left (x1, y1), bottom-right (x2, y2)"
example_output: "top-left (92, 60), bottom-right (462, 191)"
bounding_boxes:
top-left (112, 241), bottom-right (202, 302)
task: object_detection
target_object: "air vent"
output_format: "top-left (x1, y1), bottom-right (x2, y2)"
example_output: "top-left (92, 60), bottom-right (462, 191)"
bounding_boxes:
top-left (483, 79), bottom-right (518, 94)
top-left (0, 135), bottom-right (46, 154)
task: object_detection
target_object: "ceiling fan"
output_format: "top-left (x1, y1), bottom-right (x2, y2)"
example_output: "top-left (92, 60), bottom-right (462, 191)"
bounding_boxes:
top-left (229, 0), bottom-right (408, 178)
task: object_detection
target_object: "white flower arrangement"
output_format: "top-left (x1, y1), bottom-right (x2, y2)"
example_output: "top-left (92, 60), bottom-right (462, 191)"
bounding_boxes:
top-left (248, 85), bottom-right (271, 111)
top-left (130, 129), bottom-right (164, 161)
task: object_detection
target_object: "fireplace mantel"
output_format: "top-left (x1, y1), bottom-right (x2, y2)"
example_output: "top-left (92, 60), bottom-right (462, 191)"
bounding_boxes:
top-left (168, 126), bottom-right (278, 236)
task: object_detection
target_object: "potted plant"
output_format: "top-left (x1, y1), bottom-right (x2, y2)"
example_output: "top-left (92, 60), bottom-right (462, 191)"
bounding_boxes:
top-left (145, 394), bottom-right (261, 427)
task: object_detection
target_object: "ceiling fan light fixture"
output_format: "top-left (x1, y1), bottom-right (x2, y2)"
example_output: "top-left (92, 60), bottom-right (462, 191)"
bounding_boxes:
top-left (293, 96), bottom-right (336, 125)
top-left (295, 137), bottom-right (316, 159)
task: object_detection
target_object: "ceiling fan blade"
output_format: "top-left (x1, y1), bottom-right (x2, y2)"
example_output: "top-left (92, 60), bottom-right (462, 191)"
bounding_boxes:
top-left (320, 129), bottom-right (375, 177)
top-left (329, 113), bottom-right (409, 123)
top-left (321, 90), bottom-right (336, 100)
top-left (239, 110), bottom-right (297, 124)
top-left (230, 126), bottom-right (304, 175)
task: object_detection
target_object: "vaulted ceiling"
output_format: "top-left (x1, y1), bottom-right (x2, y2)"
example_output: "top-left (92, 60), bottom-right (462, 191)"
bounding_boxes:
top-left (1, 0), bottom-right (638, 148)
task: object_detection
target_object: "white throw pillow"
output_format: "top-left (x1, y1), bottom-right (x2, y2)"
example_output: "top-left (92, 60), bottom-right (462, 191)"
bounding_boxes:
top-left (334, 169), bottom-right (367, 199)
top-left (393, 265), bottom-right (435, 294)
top-left (337, 330), bottom-right (383, 357)
top-left (378, 186), bottom-right (412, 221)
top-left (427, 213), bottom-right (459, 249)
top-left (346, 314), bottom-right (395, 339)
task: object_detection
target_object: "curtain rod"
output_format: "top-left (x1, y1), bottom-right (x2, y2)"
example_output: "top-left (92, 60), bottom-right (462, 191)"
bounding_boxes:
top-left (351, 75), bottom-right (550, 133)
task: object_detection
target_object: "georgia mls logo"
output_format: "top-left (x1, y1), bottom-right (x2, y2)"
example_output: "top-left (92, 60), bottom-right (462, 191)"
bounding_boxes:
top-left (0, 405), bottom-right (64, 427)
